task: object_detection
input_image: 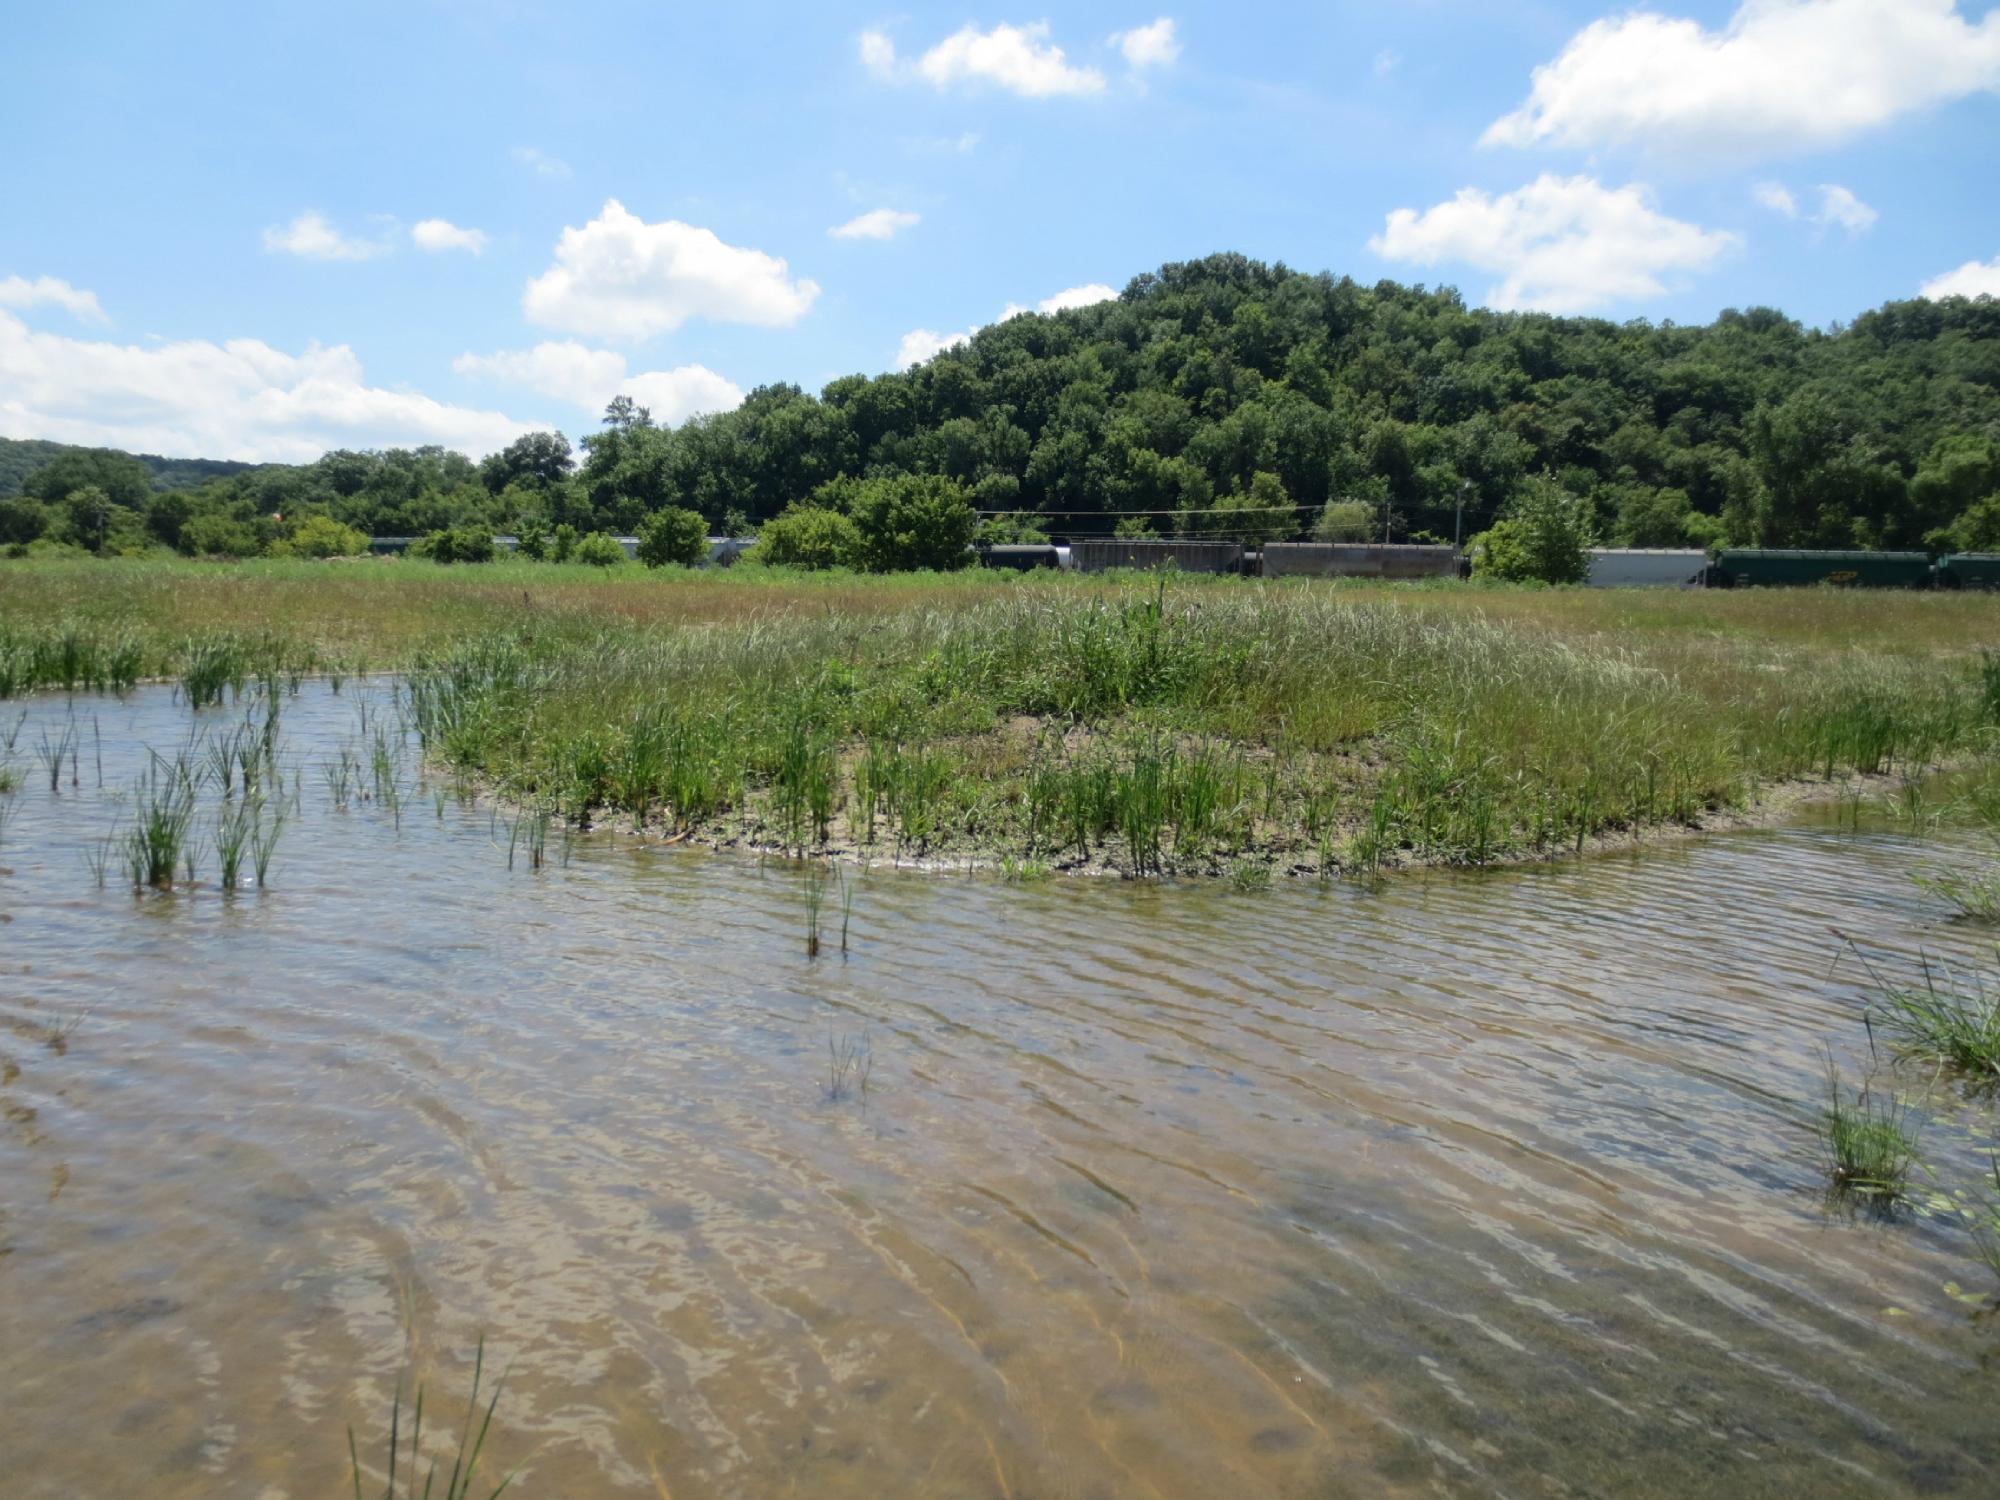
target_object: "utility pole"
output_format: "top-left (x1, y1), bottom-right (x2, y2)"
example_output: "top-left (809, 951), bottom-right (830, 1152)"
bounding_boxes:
top-left (1456, 480), bottom-right (1470, 553)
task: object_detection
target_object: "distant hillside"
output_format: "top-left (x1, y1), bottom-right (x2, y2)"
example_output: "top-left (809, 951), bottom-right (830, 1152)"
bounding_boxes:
top-left (0, 436), bottom-right (264, 498)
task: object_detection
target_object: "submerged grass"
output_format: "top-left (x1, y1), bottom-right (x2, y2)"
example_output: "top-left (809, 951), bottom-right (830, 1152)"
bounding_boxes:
top-left (348, 1337), bottom-right (513, 1500)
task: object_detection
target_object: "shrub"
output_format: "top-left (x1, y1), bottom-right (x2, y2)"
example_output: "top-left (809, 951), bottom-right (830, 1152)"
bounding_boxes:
top-left (573, 531), bottom-right (626, 567)
top-left (412, 527), bottom-right (495, 564)
top-left (975, 512), bottom-right (1051, 545)
top-left (748, 505), bottom-right (862, 570)
top-left (550, 523), bottom-right (578, 563)
top-left (849, 474), bottom-right (976, 571)
top-left (636, 506), bottom-right (709, 568)
top-left (1472, 477), bottom-right (1593, 584)
top-left (270, 514), bottom-right (368, 559)
top-left (516, 519), bottom-right (549, 560)
top-left (181, 512), bottom-right (265, 559)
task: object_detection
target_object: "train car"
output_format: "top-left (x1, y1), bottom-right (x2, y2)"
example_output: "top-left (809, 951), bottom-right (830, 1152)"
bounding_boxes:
top-left (1069, 539), bottom-right (1244, 575)
top-left (976, 543), bottom-right (1062, 571)
top-left (1938, 553), bottom-right (2000, 590)
top-left (1261, 543), bottom-right (1459, 580)
top-left (1586, 548), bottom-right (1708, 587)
top-left (1710, 549), bottom-right (1933, 588)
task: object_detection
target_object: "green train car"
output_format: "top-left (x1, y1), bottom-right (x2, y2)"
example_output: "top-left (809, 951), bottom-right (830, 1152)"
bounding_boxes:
top-left (1938, 554), bottom-right (2000, 590)
top-left (1710, 549), bottom-right (1934, 588)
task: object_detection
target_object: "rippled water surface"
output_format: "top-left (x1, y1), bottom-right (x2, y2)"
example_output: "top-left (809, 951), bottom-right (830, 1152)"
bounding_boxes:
top-left (2, 681), bottom-right (1998, 1498)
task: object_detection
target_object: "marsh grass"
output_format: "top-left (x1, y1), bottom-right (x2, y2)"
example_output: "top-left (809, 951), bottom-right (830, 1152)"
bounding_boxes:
top-left (1857, 949), bottom-right (2000, 1078)
top-left (347, 1336), bottom-right (513, 1500)
top-left (124, 754), bottom-right (200, 889)
top-left (35, 717), bottom-right (77, 793)
top-left (1913, 864), bottom-right (2000, 922)
top-left (802, 863), bottom-right (827, 958)
top-left (1817, 1056), bottom-right (1921, 1204)
top-left (825, 1029), bottom-right (872, 1102)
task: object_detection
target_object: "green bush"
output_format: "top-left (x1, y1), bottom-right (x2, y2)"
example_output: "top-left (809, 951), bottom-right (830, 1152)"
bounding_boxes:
top-left (1313, 499), bottom-right (1375, 543)
top-left (747, 505), bottom-right (862, 570)
top-left (573, 531), bottom-right (626, 567)
top-left (270, 513), bottom-right (368, 559)
top-left (1472, 477), bottom-right (1594, 584)
top-left (550, 523), bottom-right (578, 563)
top-left (515, 519), bottom-right (549, 560)
top-left (850, 474), bottom-right (976, 572)
top-left (636, 506), bottom-right (709, 568)
top-left (1179, 471), bottom-right (1296, 545)
top-left (0, 495), bottom-right (52, 546)
top-left (181, 512), bottom-right (265, 559)
top-left (412, 527), bottom-right (495, 564)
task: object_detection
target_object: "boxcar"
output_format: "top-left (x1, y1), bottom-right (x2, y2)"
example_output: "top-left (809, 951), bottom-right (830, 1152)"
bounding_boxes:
top-left (1261, 543), bottom-right (1459, 579)
top-left (976, 543), bottom-right (1062, 571)
top-left (1711, 549), bottom-right (1933, 588)
top-left (1938, 554), bottom-right (2000, 590)
top-left (1585, 548), bottom-right (1708, 587)
top-left (1069, 539), bottom-right (1244, 575)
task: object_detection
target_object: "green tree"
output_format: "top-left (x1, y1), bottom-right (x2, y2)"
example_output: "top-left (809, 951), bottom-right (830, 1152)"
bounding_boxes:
top-left (0, 495), bottom-right (52, 545)
top-left (636, 506), bottom-right (709, 567)
top-left (270, 514), bottom-right (368, 558)
top-left (549, 523), bottom-right (578, 563)
top-left (1472, 476), bottom-right (1594, 583)
top-left (1312, 499), bottom-right (1374, 542)
top-left (1179, 471), bottom-right (1295, 545)
top-left (573, 531), bottom-right (627, 567)
top-left (750, 506), bottom-right (863, 570)
top-left (849, 475), bottom-right (977, 571)
top-left (182, 511), bottom-right (264, 558)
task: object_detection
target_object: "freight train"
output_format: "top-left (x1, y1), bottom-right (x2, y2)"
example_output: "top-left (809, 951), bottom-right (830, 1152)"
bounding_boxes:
top-left (972, 540), bottom-right (2000, 589)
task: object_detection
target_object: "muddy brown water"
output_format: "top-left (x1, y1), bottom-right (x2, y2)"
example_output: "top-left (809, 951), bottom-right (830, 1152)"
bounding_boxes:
top-left (1, 681), bottom-right (1997, 1498)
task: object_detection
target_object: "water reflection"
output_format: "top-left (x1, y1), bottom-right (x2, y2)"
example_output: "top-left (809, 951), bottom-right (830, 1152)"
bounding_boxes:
top-left (0, 682), bottom-right (1995, 1497)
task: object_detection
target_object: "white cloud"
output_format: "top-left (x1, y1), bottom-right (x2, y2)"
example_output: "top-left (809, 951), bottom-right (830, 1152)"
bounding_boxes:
top-left (1814, 184), bottom-right (1877, 233)
top-left (0, 274), bottom-right (107, 324)
top-left (261, 211), bottom-right (391, 262)
top-left (1484, 0), bottom-right (2000, 158)
top-left (455, 340), bottom-right (742, 426)
top-left (1753, 181), bottom-right (1800, 217)
top-left (829, 208), bottom-right (921, 241)
top-left (0, 309), bottom-right (532, 462)
top-left (1373, 49), bottom-right (1400, 79)
top-left (1753, 180), bottom-right (1878, 233)
top-left (412, 218), bottom-right (488, 254)
top-left (1037, 282), bottom-right (1118, 313)
top-left (897, 282), bottom-right (1121, 369)
top-left (1110, 18), bottom-right (1180, 69)
top-left (895, 326), bottom-right (980, 370)
top-left (861, 22), bottom-right (1106, 97)
top-left (512, 146), bottom-right (572, 179)
top-left (522, 199), bottom-right (819, 341)
top-left (1921, 255), bottom-right (2000, 300)
top-left (1369, 174), bottom-right (1737, 314)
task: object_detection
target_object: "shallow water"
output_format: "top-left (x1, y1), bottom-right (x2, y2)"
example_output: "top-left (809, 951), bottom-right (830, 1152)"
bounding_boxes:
top-left (1, 681), bottom-right (1997, 1498)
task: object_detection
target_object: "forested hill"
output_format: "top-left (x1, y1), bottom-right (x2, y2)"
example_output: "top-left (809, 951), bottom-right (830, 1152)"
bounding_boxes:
top-left (4, 254), bottom-right (1999, 557)
top-left (0, 437), bottom-right (258, 499)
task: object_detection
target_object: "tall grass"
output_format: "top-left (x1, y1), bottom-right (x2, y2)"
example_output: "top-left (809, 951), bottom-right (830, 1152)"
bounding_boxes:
top-left (124, 754), bottom-right (200, 889)
top-left (1860, 952), bottom-right (2000, 1078)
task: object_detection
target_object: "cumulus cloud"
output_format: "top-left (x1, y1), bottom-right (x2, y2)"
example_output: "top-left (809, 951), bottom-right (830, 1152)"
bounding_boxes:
top-left (0, 310), bottom-right (532, 462)
top-left (861, 22), bottom-right (1106, 97)
top-left (522, 199), bottom-right (819, 341)
top-left (454, 340), bottom-right (743, 425)
top-left (0, 274), bottom-right (107, 324)
top-left (512, 146), bottom-right (572, 179)
top-left (829, 208), bottom-right (921, 241)
top-left (896, 282), bottom-right (1120, 369)
top-left (412, 218), bottom-right (488, 254)
top-left (1484, 0), bottom-right (2000, 158)
top-left (1110, 18), bottom-right (1180, 69)
top-left (1921, 256), bottom-right (2000, 300)
top-left (1753, 180), bottom-right (1878, 232)
top-left (1369, 174), bottom-right (1736, 314)
top-left (262, 211), bottom-right (392, 262)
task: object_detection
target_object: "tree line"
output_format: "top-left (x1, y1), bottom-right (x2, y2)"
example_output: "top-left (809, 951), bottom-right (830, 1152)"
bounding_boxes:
top-left (3, 253), bottom-right (1997, 567)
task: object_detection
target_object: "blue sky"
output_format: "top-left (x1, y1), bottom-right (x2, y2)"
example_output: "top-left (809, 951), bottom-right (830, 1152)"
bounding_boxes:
top-left (1, 0), bottom-right (1996, 461)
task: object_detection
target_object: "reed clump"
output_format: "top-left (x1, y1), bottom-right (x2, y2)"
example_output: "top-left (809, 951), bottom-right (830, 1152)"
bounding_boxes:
top-left (1816, 1058), bottom-right (1921, 1204)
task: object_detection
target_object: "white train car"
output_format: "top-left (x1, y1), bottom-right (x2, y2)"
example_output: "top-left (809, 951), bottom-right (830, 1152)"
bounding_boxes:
top-left (1586, 549), bottom-right (1708, 587)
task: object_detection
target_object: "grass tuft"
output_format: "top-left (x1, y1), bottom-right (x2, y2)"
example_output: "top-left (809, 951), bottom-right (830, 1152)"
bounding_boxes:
top-left (1817, 1056), bottom-right (1921, 1204)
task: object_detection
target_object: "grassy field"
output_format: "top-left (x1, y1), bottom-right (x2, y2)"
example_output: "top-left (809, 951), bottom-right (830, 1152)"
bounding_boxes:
top-left (6, 555), bottom-right (2000, 875)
